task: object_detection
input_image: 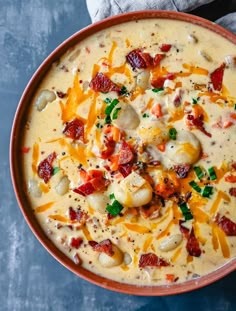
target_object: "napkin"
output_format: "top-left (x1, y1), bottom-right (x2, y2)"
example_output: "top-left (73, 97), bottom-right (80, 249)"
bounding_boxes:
top-left (86, 0), bottom-right (236, 34)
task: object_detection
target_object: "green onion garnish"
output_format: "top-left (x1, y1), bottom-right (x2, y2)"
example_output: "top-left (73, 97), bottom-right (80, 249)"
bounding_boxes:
top-left (120, 86), bottom-right (129, 96)
top-left (178, 202), bottom-right (193, 221)
top-left (152, 87), bottom-right (164, 93)
top-left (112, 107), bottom-right (121, 120)
top-left (53, 167), bottom-right (60, 175)
top-left (169, 127), bottom-right (177, 140)
top-left (192, 98), bottom-right (198, 104)
top-left (109, 193), bottom-right (115, 200)
top-left (104, 98), bottom-right (112, 104)
top-left (208, 167), bottom-right (217, 180)
top-left (106, 200), bottom-right (123, 216)
top-left (105, 98), bottom-right (119, 115)
top-left (189, 181), bottom-right (202, 193)
top-left (202, 186), bottom-right (214, 198)
top-left (194, 166), bottom-right (204, 180)
top-left (142, 113), bottom-right (149, 118)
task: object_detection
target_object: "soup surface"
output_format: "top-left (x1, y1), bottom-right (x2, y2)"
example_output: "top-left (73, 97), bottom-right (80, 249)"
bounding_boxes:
top-left (22, 18), bottom-right (236, 285)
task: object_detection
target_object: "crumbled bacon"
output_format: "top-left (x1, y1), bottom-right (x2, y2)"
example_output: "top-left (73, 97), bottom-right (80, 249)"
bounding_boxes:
top-left (70, 237), bottom-right (83, 249)
top-left (89, 239), bottom-right (114, 256)
top-left (68, 207), bottom-right (88, 224)
top-left (215, 213), bottom-right (236, 235)
top-left (139, 253), bottom-right (169, 268)
top-left (153, 54), bottom-right (165, 66)
top-left (140, 194), bottom-right (162, 219)
top-left (160, 44), bottom-right (172, 52)
top-left (73, 170), bottom-right (109, 196)
top-left (229, 187), bottom-right (236, 197)
top-left (225, 175), bottom-right (236, 183)
top-left (210, 63), bottom-right (225, 91)
top-left (89, 72), bottom-right (121, 93)
top-left (119, 163), bottom-right (133, 177)
top-left (126, 49), bottom-right (152, 69)
top-left (151, 76), bottom-right (166, 88)
top-left (38, 152), bottom-right (56, 183)
top-left (186, 228), bottom-right (201, 257)
top-left (179, 220), bottom-right (190, 239)
top-left (118, 140), bottom-right (134, 165)
top-left (63, 118), bottom-right (84, 141)
top-left (186, 114), bottom-right (212, 137)
top-left (56, 91), bottom-right (66, 98)
top-left (173, 164), bottom-right (190, 179)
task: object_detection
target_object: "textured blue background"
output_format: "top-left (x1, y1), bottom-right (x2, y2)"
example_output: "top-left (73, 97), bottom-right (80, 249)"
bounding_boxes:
top-left (1, 0), bottom-right (236, 310)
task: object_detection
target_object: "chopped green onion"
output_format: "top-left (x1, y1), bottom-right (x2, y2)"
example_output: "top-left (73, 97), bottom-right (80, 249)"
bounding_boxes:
top-left (53, 167), bottom-right (60, 175)
top-left (178, 202), bottom-right (193, 221)
top-left (142, 113), bottom-right (149, 118)
top-left (208, 167), bottom-right (217, 180)
top-left (105, 98), bottom-right (119, 115)
top-left (105, 115), bottom-right (111, 124)
top-left (194, 166), bottom-right (204, 180)
top-left (192, 98), bottom-right (198, 104)
top-left (189, 181), bottom-right (202, 193)
top-left (109, 193), bottom-right (115, 200)
top-left (106, 200), bottom-right (123, 216)
top-left (120, 86), bottom-right (129, 96)
top-left (104, 98), bottom-right (112, 104)
top-left (152, 87), bottom-right (164, 93)
top-left (202, 186), bottom-right (214, 198)
top-left (169, 127), bottom-right (177, 140)
top-left (112, 107), bottom-right (121, 120)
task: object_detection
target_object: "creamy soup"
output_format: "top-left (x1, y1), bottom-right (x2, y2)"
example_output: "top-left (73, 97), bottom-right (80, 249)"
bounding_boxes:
top-left (22, 19), bottom-right (236, 286)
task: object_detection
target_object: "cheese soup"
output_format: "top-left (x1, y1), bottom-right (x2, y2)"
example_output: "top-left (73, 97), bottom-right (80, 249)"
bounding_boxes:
top-left (22, 19), bottom-right (236, 285)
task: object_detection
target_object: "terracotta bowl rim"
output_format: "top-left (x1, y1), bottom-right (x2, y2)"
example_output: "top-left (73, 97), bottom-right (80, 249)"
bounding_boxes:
top-left (10, 10), bottom-right (236, 296)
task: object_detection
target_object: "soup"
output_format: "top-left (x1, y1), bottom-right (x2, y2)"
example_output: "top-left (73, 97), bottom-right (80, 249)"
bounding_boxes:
top-left (22, 18), bottom-right (236, 285)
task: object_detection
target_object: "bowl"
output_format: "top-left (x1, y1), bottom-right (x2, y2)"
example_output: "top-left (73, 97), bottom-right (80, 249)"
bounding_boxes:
top-left (10, 10), bottom-right (236, 296)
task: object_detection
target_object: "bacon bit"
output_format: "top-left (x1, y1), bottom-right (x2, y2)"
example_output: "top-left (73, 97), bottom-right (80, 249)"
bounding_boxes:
top-left (229, 187), bottom-right (236, 197)
top-left (153, 54), bottom-right (165, 66)
top-left (73, 182), bottom-right (95, 196)
top-left (225, 175), bottom-right (236, 183)
top-left (21, 147), bottom-right (30, 153)
top-left (213, 117), bottom-right (233, 129)
top-left (101, 139), bottom-right (116, 159)
top-left (89, 72), bottom-right (121, 93)
top-left (139, 253), bottom-right (169, 268)
top-left (73, 253), bottom-right (82, 265)
top-left (155, 174), bottom-right (179, 199)
top-left (118, 163), bottom-right (133, 177)
top-left (230, 113), bottom-right (236, 120)
top-left (215, 214), bottom-right (236, 236)
top-left (70, 237), bottom-right (83, 249)
top-left (186, 228), bottom-right (202, 257)
top-left (68, 207), bottom-right (88, 224)
top-left (151, 103), bottom-right (163, 118)
top-left (186, 114), bottom-right (212, 137)
top-left (173, 164), bottom-right (190, 179)
top-left (231, 163), bottom-right (236, 170)
top-left (160, 44), bottom-right (172, 52)
top-left (38, 152), bottom-right (56, 183)
top-left (56, 91), bottom-right (66, 98)
top-left (210, 63), bottom-right (225, 91)
top-left (89, 239), bottom-right (114, 256)
top-left (118, 140), bottom-right (134, 165)
top-left (126, 48), bottom-right (152, 70)
top-left (63, 118), bottom-right (85, 142)
top-left (140, 195), bottom-right (162, 219)
top-left (165, 274), bottom-right (175, 282)
top-left (179, 220), bottom-right (190, 239)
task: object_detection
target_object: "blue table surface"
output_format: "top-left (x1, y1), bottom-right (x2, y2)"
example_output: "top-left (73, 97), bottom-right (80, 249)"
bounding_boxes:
top-left (1, 1), bottom-right (236, 310)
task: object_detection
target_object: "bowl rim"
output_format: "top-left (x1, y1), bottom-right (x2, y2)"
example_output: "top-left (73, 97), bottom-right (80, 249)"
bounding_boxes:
top-left (10, 10), bottom-right (236, 296)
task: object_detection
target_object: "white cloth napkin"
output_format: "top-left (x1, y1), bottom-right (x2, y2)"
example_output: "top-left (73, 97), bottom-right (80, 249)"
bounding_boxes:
top-left (86, 0), bottom-right (236, 34)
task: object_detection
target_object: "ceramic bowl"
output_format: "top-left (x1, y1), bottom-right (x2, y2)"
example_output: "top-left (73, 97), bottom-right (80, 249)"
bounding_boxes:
top-left (10, 10), bottom-right (236, 296)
